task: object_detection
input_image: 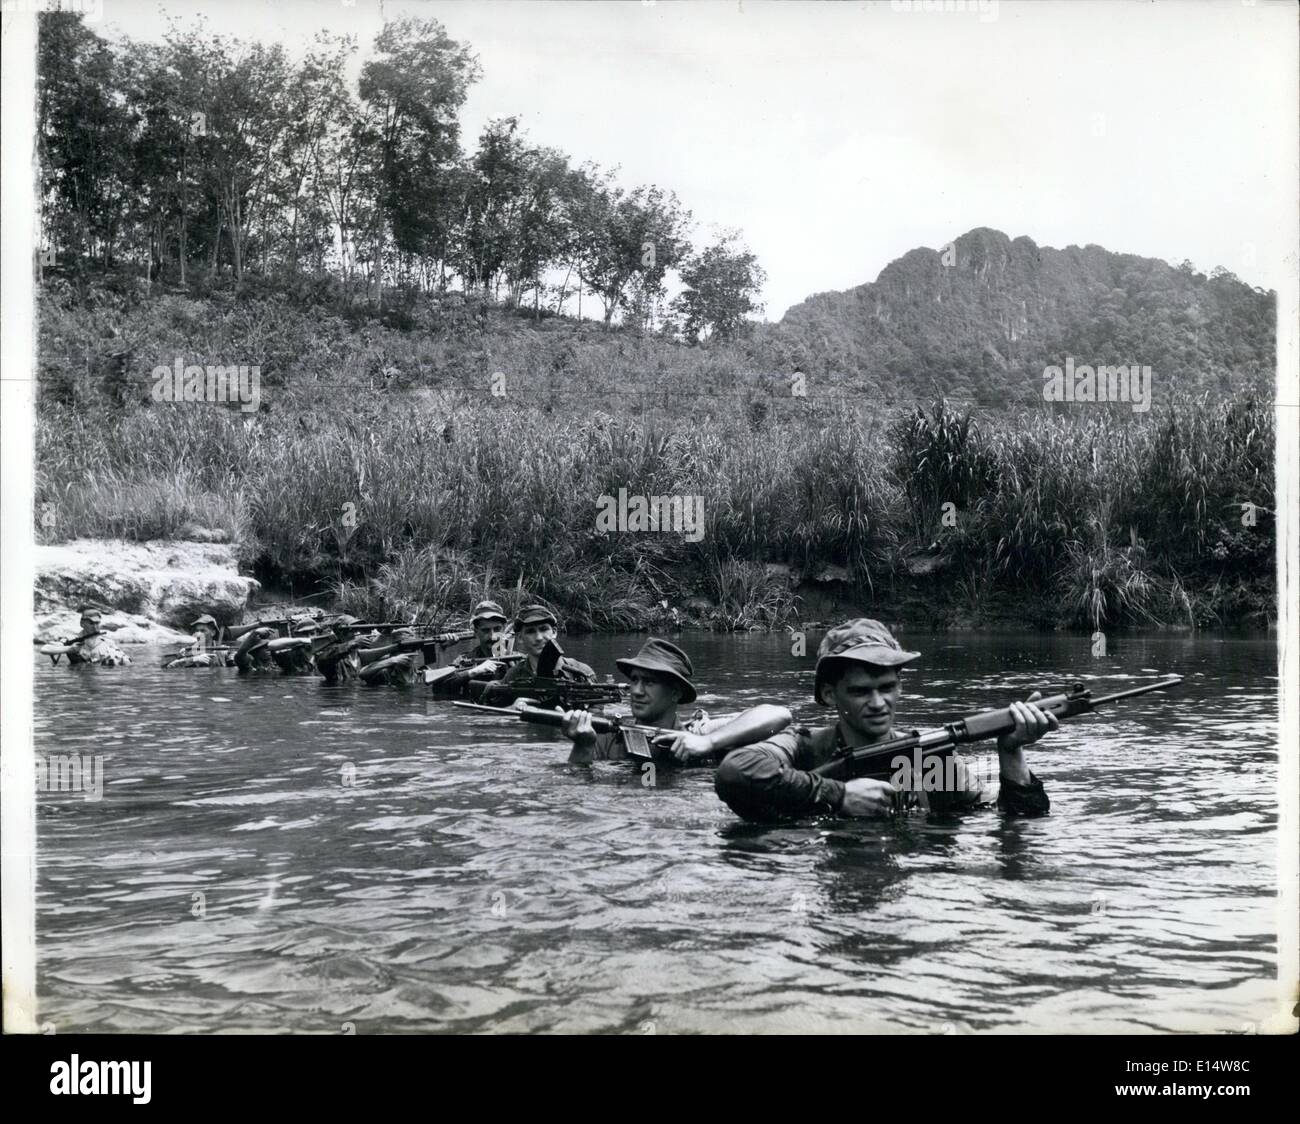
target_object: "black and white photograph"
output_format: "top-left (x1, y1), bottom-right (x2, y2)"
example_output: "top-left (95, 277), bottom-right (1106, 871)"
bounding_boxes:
top-left (2, 0), bottom-right (1297, 1073)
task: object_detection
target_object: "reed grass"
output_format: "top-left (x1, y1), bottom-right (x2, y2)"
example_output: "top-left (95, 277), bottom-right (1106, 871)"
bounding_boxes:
top-left (35, 292), bottom-right (1276, 631)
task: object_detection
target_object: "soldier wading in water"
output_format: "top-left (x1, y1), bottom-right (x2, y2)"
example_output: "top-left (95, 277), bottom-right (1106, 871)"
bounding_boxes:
top-left (560, 638), bottom-right (792, 765)
top-left (715, 619), bottom-right (1055, 822)
top-left (428, 600), bottom-right (512, 697)
top-left (43, 607), bottom-right (131, 667)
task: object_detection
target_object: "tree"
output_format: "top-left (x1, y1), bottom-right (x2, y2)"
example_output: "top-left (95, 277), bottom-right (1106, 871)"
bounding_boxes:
top-left (673, 232), bottom-right (767, 342)
top-left (358, 16), bottom-right (480, 305)
top-left (198, 36), bottom-right (291, 281)
top-left (575, 178), bottom-right (690, 328)
top-left (38, 12), bottom-right (133, 288)
top-left (272, 33), bottom-right (356, 277)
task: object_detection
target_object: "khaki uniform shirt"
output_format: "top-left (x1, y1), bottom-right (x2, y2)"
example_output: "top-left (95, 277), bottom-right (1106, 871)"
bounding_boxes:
top-left (68, 633), bottom-right (131, 666)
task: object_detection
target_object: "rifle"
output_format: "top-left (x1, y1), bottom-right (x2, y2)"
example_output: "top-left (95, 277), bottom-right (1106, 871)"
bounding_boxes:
top-left (161, 643), bottom-right (234, 665)
top-left (226, 618), bottom-right (293, 641)
top-left (454, 701), bottom-right (672, 760)
top-left (39, 633), bottom-right (96, 665)
top-left (812, 677), bottom-right (1182, 782)
top-left (470, 677), bottom-right (627, 708)
top-left (333, 621), bottom-right (429, 634)
top-left (462, 636), bottom-right (625, 706)
top-left (423, 652), bottom-right (526, 688)
top-left (355, 629), bottom-right (476, 667)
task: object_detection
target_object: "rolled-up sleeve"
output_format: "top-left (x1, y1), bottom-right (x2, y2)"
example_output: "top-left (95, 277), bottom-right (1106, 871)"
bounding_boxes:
top-left (715, 732), bottom-right (847, 822)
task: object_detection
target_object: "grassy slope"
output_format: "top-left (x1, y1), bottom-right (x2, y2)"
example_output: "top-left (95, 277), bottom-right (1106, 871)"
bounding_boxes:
top-left (34, 266), bottom-right (1277, 633)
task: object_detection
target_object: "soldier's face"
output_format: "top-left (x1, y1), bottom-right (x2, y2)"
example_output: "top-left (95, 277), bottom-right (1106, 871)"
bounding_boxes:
top-left (826, 665), bottom-right (899, 742)
top-left (474, 621), bottom-right (504, 650)
top-left (519, 623), bottom-right (555, 656)
top-left (80, 616), bottom-right (97, 634)
top-left (627, 670), bottom-right (678, 721)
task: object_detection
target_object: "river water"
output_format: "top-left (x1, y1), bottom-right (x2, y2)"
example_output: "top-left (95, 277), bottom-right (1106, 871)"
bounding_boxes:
top-left (32, 629), bottom-right (1279, 1034)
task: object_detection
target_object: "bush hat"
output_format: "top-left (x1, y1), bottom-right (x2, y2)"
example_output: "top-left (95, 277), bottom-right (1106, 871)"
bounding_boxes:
top-left (813, 618), bottom-right (921, 704)
top-left (514, 604), bottom-right (558, 628)
top-left (471, 600), bottom-right (508, 625)
top-left (616, 638), bottom-right (697, 705)
top-left (190, 614), bottom-right (219, 629)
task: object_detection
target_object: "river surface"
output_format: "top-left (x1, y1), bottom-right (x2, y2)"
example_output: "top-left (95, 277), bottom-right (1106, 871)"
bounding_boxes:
top-left (32, 630), bottom-right (1280, 1034)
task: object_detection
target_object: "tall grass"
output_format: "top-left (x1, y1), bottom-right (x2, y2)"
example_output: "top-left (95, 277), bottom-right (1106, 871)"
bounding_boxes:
top-left (35, 290), bottom-right (1276, 631)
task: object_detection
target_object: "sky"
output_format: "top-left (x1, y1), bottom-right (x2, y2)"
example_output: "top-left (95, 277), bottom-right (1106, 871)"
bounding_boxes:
top-left (79, 0), bottom-right (1298, 320)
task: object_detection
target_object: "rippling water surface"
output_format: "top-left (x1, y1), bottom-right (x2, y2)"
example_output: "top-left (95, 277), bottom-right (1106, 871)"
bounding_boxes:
top-left (33, 630), bottom-right (1279, 1033)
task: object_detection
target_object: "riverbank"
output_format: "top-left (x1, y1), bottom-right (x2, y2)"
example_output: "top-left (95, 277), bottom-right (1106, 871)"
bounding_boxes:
top-left (33, 539), bottom-right (260, 644)
top-left (36, 290), bottom-right (1276, 634)
top-left (32, 534), bottom-right (1270, 648)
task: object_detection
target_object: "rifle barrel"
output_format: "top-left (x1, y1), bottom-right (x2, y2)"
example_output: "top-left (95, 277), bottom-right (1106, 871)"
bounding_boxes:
top-left (453, 701), bottom-right (676, 741)
top-left (1089, 676), bottom-right (1182, 706)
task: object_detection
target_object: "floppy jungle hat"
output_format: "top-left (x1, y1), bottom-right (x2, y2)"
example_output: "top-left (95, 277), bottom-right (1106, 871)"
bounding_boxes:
top-left (813, 618), bottom-right (921, 704)
top-left (616, 638), bottom-right (697, 705)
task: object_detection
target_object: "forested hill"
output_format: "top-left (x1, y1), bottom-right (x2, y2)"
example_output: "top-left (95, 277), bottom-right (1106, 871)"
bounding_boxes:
top-left (756, 228), bottom-right (1276, 405)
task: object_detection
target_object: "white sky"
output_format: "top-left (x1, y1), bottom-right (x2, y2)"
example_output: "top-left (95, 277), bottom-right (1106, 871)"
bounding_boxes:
top-left (82, 0), bottom-right (1299, 319)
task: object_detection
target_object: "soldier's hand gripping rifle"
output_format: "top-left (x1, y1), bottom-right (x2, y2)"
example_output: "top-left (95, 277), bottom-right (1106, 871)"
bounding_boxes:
top-left (39, 632), bottom-right (96, 665)
top-left (812, 677), bottom-right (1182, 782)
top-left (454, 701), bottom-right (670, 760)
top-left (460, 637), bottom-right (626, 707)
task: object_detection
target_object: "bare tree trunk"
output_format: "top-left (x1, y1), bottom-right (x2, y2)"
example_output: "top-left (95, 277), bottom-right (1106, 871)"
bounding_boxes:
top-left (231, 192), bottom-right (243, 281)
top-left (179, 145), bottom-right (188, 287)
top-left (211, 203), bottom-right (223, 271)
top-left (555, 263), bottom-right (572, 315)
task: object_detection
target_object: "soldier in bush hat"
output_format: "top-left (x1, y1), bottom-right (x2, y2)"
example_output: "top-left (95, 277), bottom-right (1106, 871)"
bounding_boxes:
top-left (233, 626), bottom-right (277, 674)
top-left (358, 629), bottom-right (423, 686)
top-left (45, 606), bottom-right (132, 667)
top-left (499, 604), bottom-right (596, 685)
top-left (163, 613), bottom-right (233, 668)
top-left (314, 614), bottom-right (368, 684)
top-left (714, 618), bottom-right (1054, 822)
top-left (428, 599), bottom-right (514, 697)
top-left (560, 637), bottom-right (792, 765)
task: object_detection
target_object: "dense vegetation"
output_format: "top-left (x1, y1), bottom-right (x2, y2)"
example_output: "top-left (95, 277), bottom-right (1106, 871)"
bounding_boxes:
top-left (36, 265), bottom-right (1276, 632)
top-left (33, 11), bottom-right (1277, 634)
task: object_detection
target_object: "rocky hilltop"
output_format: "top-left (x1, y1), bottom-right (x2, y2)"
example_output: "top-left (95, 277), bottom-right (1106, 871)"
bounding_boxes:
top-left (763, 228), bottom-right (1275, 404)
